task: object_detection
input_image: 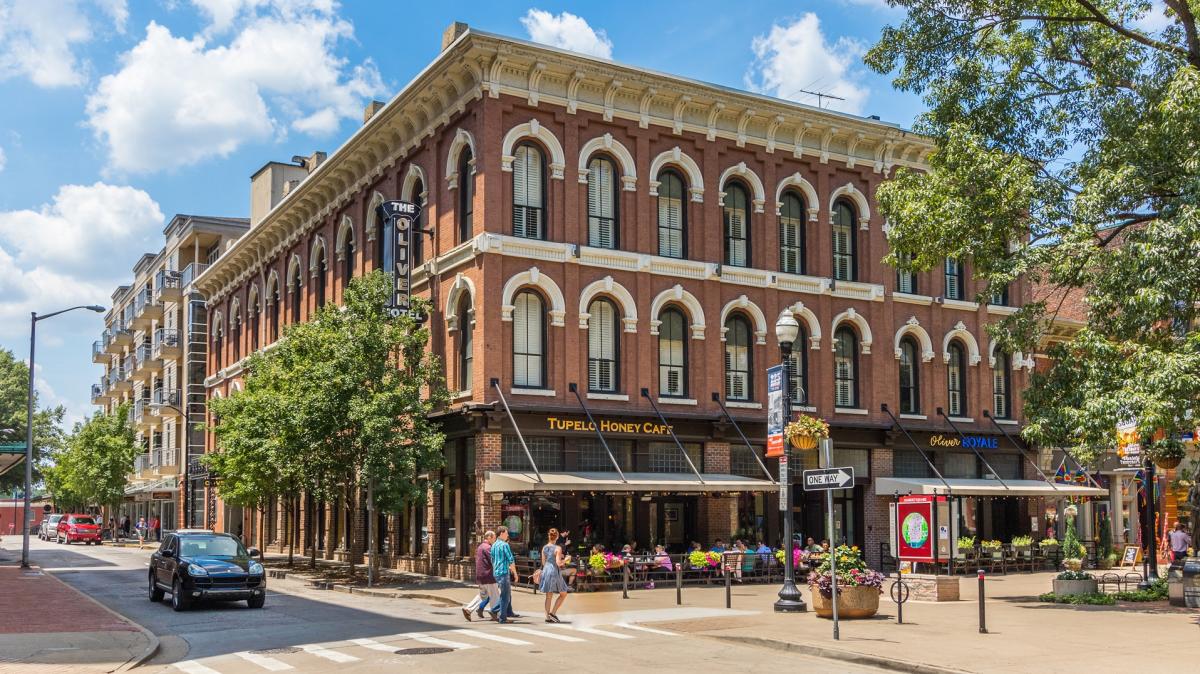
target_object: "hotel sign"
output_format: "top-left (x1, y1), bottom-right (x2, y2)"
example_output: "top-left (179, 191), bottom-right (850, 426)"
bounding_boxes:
top-left (375, 199), bottom-right (426, 323)
top-left (929, 434), bottom-right (999, 450)
top-left (545, 416), bottom-right (673, 436)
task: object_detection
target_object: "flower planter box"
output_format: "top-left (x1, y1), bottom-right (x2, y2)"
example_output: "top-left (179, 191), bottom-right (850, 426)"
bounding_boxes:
top-left (810, 585), bottom-right (880, 619)
top-left (1052, 578), bottom-right (1098, 596)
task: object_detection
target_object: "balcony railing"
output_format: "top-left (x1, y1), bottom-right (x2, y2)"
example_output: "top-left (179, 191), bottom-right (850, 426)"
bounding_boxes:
top-left (108, 367), bottom-right (126, 387)
top-left (154, 270), bottom-right (181, 300)
top-left (122, 304), bottom-right (135, 326)
top-left (136, 342), bottom-right (153, 363)
top-left (153, 328), bottom-right (180, 358)
top-left (92, 340), bottom-right (105, 363)
top-left (152, 448), bottom-right (178, 469)
top-left (152, 388), bottom-right (181, 408)
top-left (90, 383), bottom-right (104, 402)
top-left (134, 453), bottom-right (151, 474)
top-left (122, 355), bottom-right (136, 375)
top-left (180, 263), bottom-right (209, 288)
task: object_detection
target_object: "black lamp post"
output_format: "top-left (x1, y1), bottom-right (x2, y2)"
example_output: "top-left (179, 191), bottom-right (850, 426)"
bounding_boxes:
top-left (774, 310), bottom-right (806, 612)
top-left (1138, 457), bottom-right (1160, 589)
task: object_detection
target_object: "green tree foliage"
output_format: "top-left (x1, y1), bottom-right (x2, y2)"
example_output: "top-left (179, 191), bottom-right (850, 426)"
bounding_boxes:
top-left (0, 348), bottom-right (65, 492)
top-left (43, 402), bottom-right (139, 514)
top-left (865, 1), bottom-right (1200, 459)
top-left (206, 271), bottom-right (448, 563)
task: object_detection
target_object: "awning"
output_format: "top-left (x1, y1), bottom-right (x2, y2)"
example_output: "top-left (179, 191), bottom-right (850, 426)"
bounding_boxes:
top-left (0, 442), bottom-right (25, 477)
top-left (874, 477), bottom-right (1107, 497)
top-left (484, 471), bottom-right (776, 494)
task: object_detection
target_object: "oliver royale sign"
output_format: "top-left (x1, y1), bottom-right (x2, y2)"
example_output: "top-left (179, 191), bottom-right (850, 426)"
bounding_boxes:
top-left (929, 434), bottom-right (999, 449)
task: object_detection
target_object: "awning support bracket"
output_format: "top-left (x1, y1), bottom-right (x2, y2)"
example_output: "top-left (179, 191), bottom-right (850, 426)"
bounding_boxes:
top-left (711, 392), bottom-right (773, 481)
top-left (640, 388), bottom-right (704, 484)
top-left (490, 378), bottom-right (542, 483)
top-left (881, 404), bottom-right (952, 496)
top-left (938, 408), bottom-right (1010, 490)
top-left (982, 410), bottom-right (1059, 492)
top-left (568, 383), bottom-right (628, 483)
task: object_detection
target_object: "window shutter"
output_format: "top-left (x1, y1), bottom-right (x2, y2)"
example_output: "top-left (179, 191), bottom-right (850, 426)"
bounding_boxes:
top-left (992, 367), bottom-right (1008, 418)
top-left (588, 158), bottom-right (616, 248)
top-left (588, 300), bottom-right (616, 392)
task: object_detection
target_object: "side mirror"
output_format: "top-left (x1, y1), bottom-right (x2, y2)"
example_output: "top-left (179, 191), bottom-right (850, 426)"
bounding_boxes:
top-left (161, 549), bottom-right (174, 558)
top-left (247, 547), bottom-right (262, 559)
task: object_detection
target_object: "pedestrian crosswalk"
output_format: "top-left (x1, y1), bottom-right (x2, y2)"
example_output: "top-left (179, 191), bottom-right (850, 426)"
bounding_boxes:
top-left (171, 621), bottom-right (677, 672)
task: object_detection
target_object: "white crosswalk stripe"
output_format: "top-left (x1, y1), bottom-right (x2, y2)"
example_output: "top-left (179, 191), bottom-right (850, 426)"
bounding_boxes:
top-left (498, 625), bottom-right (587, 642)
top-left (298, 643), bottom-right (359, 663)
top-left (233, 651), bottom-right (293, 671)
top-left (350, 637), bottom-right (399, 652)
top-left (398, 632), bottom-right (478, 650)
top-left (448, 628), bottom-right (533, 645)
top-left (174, 661), bottom-right (222, 674)
top-left (614, 622), bottom-right (675, 636)
top-left (550, 624), bottom-right (634, 639)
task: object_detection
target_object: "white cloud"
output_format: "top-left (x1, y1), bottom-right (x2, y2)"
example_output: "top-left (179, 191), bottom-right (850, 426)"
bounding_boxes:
top-left (1132, 1), bottom-right (1173, 32)
top-left (745, 13), bottom-right (870, 115)
top-left (98, 0), bottom-right (130, 32)
top-left (520, 9), bottom-right (613, 59)
top-left (0, 0), bottom-right (93, 87)
top-left (0, 183), bottom-right (163, 340)
top-left (85, 1), bottom-right (384, 173)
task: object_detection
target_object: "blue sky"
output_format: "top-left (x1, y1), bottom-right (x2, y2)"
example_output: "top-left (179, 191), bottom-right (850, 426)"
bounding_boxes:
top-left (0, 0), bottom-right (928, 427)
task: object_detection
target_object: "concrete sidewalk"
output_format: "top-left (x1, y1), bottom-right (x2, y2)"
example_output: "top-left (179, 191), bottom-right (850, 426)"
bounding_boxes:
top-left (398, 571), bottom-right (1199, 674)
top-left (0, 544), bottom-right (157, 673)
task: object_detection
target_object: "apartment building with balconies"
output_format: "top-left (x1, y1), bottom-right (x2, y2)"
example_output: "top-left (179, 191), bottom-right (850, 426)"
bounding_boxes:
top-left (93, 214), bottom-right (249, 531)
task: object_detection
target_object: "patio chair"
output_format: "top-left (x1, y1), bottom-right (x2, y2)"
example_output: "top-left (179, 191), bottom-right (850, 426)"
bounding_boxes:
top-left (986, 548), bottom-right (1007, 575)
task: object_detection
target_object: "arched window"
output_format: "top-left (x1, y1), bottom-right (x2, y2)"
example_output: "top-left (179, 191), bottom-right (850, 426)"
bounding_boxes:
top-left (212, 325), bottom-right (223, 370)
top-left (290, 275), bottom-right (301, 323)
top-left (990, 284), bottom-right (1009, 306)
top-left (411, 179), bottom-right (425, 267)
top-left (658, 308), bottom-right (688, 397)
top-left (512, 143), bottom-right (545, 239)
top-left (947, 341), bottom-right (967, 416)
top-left (834, 327), bottom-right (859, 408)
top-left (314, 249), bottom-right (327, 310)
top-left (457, 294), bottom-right (473, 392)
top-left (342, 238), bottom-right (354, 288)
top-left (458, 150), bottom-right (474, 243)
top-left (373, 209), bottom-right (387, 271)
top-left (268, 285), bottom-right (280, 342)
top-left (724, 315), bottom-right (753, 401)
top-left (944, 258), bottom-right (963, 300)
top-left (832, 201), bottom-right (857, 282)
top-left (587, 156), bottom-right (619, 249)
top-left (992, 352), bottom-right (1012, 419)
top-left (787, 330), bottom-right (809, 405)
top-left (896, 252), bottom-right (917, 294)
top-left (657, 170), bottom-right (686, 258)
top-left (587, 298), bottom-right (619, 393)
top-left (512, 290), bottom-right (545, 388)
top-left (779, 192), bottom-right (805, 274)
top-left (249, 306), bottom-right (260, 352)
top-left (231, 316), bottom-right (242, 362)
top-left (723, 182), bottom-right (750, 267)
top-left (899, 337), bottom-right (920, 414)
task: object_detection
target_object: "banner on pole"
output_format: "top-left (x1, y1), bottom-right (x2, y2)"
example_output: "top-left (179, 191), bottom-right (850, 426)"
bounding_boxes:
top-left (766, 365), bottom-right (785, 458)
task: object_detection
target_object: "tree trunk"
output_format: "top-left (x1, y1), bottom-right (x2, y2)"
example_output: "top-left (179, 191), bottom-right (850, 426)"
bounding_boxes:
top-left (346, 484), bottom-right (356, 580)
top-left (308, 494), bottom-right (317, 570)
top-left (287, 495), bottom-right (296, 567)
top-left (367, 480), bottom-right (376, 587)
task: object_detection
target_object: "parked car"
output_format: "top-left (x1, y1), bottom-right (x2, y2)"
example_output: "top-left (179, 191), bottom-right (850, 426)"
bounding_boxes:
top-left (39, 514), bottom-right (64, 541)
top-left (148, 530), bottom-right (265, 611)
top-left (56, 514), bottom-right (101, 545)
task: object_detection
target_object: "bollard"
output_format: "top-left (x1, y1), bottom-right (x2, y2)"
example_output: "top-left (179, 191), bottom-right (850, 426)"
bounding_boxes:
top-left (676, 560), bottom-right (683, 605)
top-left (977, 569), bottom-right (987, 634)
top-left (724, 563), bottom-right (731, 609)
top-left (622, 562), bottom-right (629, 599)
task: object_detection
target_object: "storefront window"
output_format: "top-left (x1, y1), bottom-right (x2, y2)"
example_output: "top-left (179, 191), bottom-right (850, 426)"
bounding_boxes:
top-left (577, 439), bottom-right (632, 471)
top-left (988, 453), bottom-right (1021, 480)
top-left (944, 452), bottom-right (976, 478)
top-left (832, 448), bottom-right (870, 477)
top-left (442, 445), bottom-right (458, 557)
top-left (645, 441), bottom-right (703, 473)
top-left (731, 444), bottom-right (768, 477)
top-left (893, 449), bottom-right (933, 477)
top-left (501, 435), bottom-right (563, 471)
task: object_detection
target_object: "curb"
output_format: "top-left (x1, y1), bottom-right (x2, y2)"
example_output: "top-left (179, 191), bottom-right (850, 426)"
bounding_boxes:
top-left (303, 580), bottom-right (461, 607)
top-left (708, 634), bottom-right (972, 674)
top-left (42, 567), bottom-right (160, 672)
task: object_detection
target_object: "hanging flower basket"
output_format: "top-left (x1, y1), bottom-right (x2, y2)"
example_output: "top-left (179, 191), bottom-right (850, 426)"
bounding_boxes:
top-left (785, 415), bottom-right (829, 450)
top-left (1146, 438), bottom-right (1186, 470)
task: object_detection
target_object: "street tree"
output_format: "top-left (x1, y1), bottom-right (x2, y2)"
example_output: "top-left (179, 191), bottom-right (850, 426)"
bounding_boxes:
top-left (43, 402), bottom-right (139, 530)
top-left (0, 348), bottom-right (65, 492)
top-left (865, 1), bottom-right (1200, 458)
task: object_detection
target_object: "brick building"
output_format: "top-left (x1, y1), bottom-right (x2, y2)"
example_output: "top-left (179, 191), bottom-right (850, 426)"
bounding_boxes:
top-left (196, 24), bottom-right (1058, 576)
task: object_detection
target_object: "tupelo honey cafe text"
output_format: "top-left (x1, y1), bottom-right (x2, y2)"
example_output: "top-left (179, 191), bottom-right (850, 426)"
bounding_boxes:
top-left (930, 434), bottom-right (999, 449)
top-left (547, 416), bottom-right (673, 436)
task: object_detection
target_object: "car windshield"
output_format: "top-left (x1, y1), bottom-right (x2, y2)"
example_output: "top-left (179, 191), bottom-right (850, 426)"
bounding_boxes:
top-left (71, 517), bottom-right (95, 525)
top-left (178, 536), bottom-right (247, 559)
top-left (48, 515), bottom-right (62, 523)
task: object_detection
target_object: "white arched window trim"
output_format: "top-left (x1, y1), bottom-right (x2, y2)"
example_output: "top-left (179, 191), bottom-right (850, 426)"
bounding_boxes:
top-left (265, 270), bottom-right (280, 303)
top-left (719, 295), bottom-right (767, 344)
top-left (402, 164), bottom-right (429, 204)
top-left (365, 191), bottom-right (384, 242)
top-left (942, 321), bottom-right (982, 365)
top-left (230, 381), bottom-right (242, 393)
top-left (228, 298), bottom-right (242, 327)
top-left (785, 302), bottom-right (822, 350)
top-left (988, 341), bottom-right (1034, 371)
top-left (500, 119), bottom-right (566, 179)
top-left (286, 254), bottom-right (304, 291)
top-left (775, 172), bottom-right (820, 221)
top-left (211, 310), bottom-right (224, 338)
top-left (648, 146), bottom-right (705, 202)
top-left (577, 133), bottom-right (637, 191)
top-left (831, 308), bottom-right (873, 354)
top-left (446, 273), bottom-right (477, 332)
top-left (718, 162), bottom-right (766, 213)
top-left (830, 182), bottom-right (871, 230)
top-left (578, 276), bottom-right (638, 333)
top-left (444, 129), bottom-right (477, 191)
top-left (649, 284), bottom-right (705, 339)
top-left (500, 267), bottom-right (566, 327)
top-left (246, 284), bottom-right (261, 315)
top-left (308, 235), bottom-right (328, 275)
top-left (894, 317), bottom-right (935, 362)
top-left (335, 215), bottom-right (355, 261)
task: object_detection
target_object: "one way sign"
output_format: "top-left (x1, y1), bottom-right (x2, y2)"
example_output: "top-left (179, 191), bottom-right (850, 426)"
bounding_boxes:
top-left (802, 467), bottom-right (854, 491)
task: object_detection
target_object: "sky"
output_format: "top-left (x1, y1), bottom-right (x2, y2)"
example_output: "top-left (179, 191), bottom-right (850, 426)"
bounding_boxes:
top-left (0, 0), bottom-right (936, 429)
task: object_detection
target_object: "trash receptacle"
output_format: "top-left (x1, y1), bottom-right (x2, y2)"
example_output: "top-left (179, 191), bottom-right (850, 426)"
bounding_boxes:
top-left (1171, 558), bottom-right (1200, 608)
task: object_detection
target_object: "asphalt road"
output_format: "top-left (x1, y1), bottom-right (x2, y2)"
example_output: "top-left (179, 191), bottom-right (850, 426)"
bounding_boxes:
top-left (22, 536), bottom-right (889, 673)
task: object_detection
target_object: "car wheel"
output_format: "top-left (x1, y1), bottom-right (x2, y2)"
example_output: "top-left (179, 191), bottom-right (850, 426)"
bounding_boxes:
top-left (171, 578), bottom-right (191, 612)
top-left (57, 534), bottom-right (64, 544)
top-left (247, 594), bottom-right (265, 609)
top-left (149, 573), bottom-right (164, 602)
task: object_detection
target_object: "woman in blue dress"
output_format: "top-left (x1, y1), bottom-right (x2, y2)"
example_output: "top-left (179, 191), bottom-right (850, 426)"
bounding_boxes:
top-left (538, 527), bottom-right (570, 622)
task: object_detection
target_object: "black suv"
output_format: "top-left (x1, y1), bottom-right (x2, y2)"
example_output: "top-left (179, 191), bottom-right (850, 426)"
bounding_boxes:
top-left (149, 530), bottom-right (266, 611)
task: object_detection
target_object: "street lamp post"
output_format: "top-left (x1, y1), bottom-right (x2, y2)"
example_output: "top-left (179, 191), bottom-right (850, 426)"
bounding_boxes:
top-left (23, 305), bottom-right (106, 568)
top-left (774, 311), bottom-right (806, 612)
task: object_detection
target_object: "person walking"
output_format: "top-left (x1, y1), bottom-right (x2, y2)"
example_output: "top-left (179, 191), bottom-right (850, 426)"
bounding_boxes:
top-left (1168, 522), bottom-right (1192, 562)
top-left (135, 517), bottom-right (148, 549)
top-left (120, 515), bottom-right (130, 539)
top-left (491, 526), bottom-right (520, 623)
top-left (462, 531), bottom-right (499, 622)
top-left (150, 516), bottom-right (161, 542)
top-left (538, 528), bottom-right (571, 623)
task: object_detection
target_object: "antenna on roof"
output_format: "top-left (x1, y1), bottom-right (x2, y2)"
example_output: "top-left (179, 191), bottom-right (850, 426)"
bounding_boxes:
top-left (793, 88), bottom-right (846, 109)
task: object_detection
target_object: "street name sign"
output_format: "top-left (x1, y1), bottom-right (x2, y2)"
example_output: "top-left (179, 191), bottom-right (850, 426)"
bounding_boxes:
top-left (802, 467), bottom-right (854, 491)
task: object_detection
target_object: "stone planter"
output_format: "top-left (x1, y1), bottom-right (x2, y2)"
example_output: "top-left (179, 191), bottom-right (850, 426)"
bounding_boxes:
top-left (810, 585), bottom-right (881, 619)
top-left (1052, 578), bottom-right (1098, 596)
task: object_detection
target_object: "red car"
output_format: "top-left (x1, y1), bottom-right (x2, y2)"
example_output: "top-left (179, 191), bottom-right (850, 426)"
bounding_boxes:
top-left (57, 514), bottom-right (101, 545)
